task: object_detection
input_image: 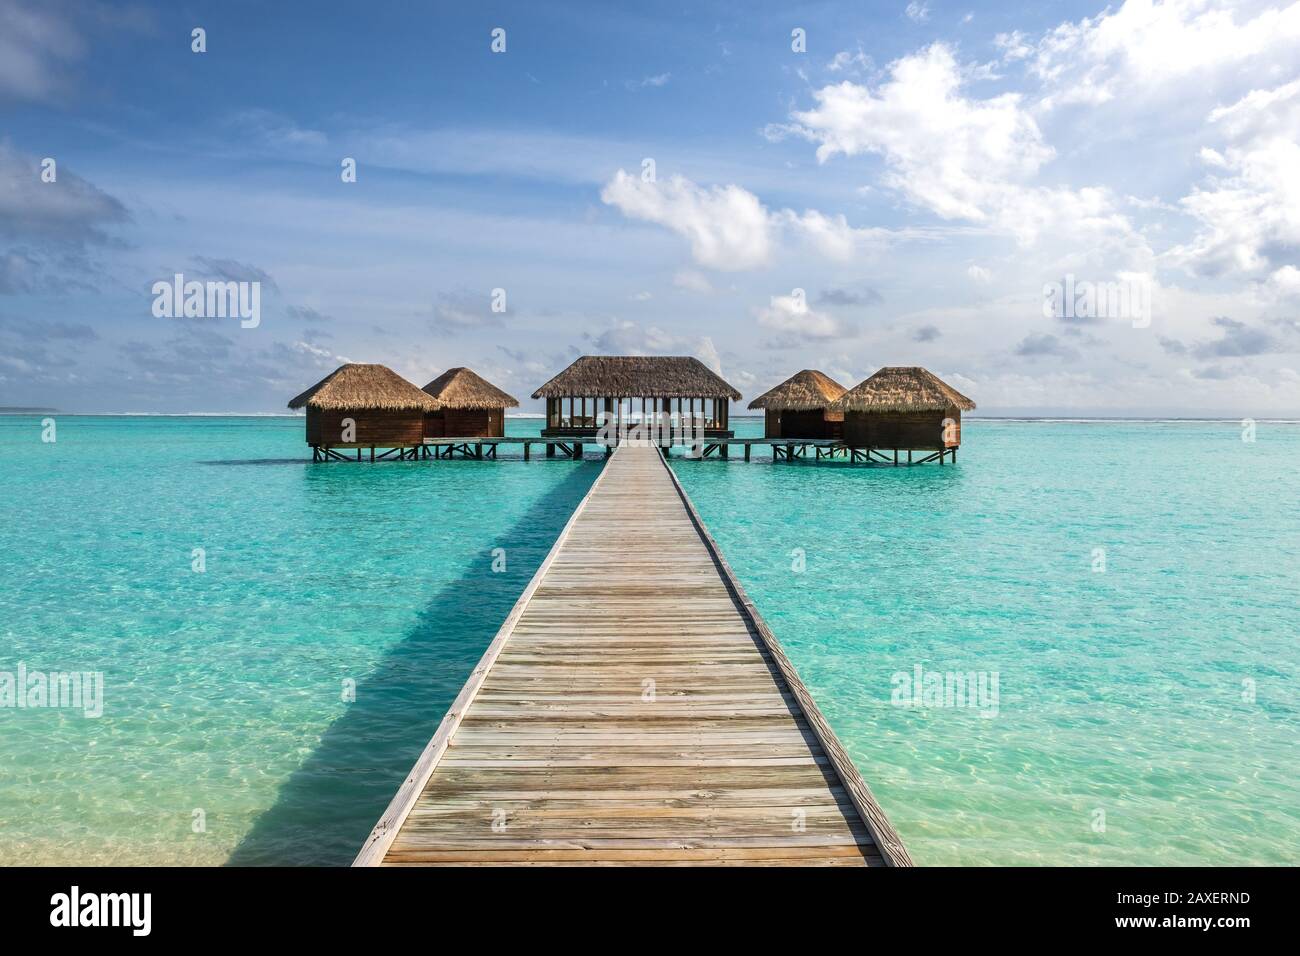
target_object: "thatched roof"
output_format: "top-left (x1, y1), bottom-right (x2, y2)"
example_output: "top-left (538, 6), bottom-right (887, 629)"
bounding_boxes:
top-left (747, 369), bottom-right (847, 410)
top-left (830, 367), bottom-right (976, 413)
top-left (531, 356), bottom-right (742, 400)
top-left (287, 364), bottom-right (440, 411)
top-left (422, 367), bottom-right (519, 409)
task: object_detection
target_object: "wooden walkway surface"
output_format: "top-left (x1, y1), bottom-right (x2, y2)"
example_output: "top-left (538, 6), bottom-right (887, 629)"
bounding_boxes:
top-left (355, 444), bottom-right (910, 866)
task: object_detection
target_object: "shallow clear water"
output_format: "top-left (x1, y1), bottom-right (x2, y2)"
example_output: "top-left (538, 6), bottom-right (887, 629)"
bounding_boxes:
top-left (671, 420), bottom-right (1300, 865)
top-left (0, 415), bottom-right (598, 865)
top-left (1, 416), bottom-right (1295, 865)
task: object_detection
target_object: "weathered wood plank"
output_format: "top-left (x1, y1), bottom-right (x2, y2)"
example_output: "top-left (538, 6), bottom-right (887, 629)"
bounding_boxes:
top-left (357, 444), bottom-right (908, 867)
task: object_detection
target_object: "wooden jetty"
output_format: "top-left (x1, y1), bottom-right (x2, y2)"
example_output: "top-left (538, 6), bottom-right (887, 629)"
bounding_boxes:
top-left (355, 444), bottom-right (910, 867)
top-left (420, 435), bottom-right (956, 464)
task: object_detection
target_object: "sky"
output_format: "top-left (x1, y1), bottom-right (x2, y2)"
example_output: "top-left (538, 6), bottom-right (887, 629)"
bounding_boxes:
top-left (1, 0), bottom-right (1299, 416)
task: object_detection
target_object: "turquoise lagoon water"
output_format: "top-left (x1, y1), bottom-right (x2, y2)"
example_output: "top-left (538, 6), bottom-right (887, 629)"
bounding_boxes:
top-left (0, 415), bottom-right (1296, 865)
top-left (0, 415), bottom-right (599, 865)
top-left (671, 420), bottom-right (1300, 865)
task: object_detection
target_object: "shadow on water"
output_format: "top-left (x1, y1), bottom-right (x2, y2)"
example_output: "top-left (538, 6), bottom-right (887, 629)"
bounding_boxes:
top-left (226, 462), bottom-right (599, 866)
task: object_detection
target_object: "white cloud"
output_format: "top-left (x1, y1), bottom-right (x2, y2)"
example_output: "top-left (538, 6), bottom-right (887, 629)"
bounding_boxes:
top-left (827, 48), bottom-right (872, 74)
top-left (905, 2), bottom-right (931, 24)
top-left (600, 170), bottom-right (882, 269)
top-left (1208, 78), bottom-right (1300, 138)
top-left (1170, 80), bottom-right (1300, 278)
top-left (601, 171), bottom-right (772, 269)
top-left (1014, 0), bottom-right (1300, 109)
top-left (673, 270), bottom-right (714, 294)
top-left (431, 291), bottom-right (505, 334)
top-left (1270, 264), bottom-right (1300, 297)
top-left (0, 143), bottom-right (128, 243)
top-left (0, 0), bottom-right (84, 103)
top-left (629, 72), bottom-right (671, 90)
top-left (783, 43), bottom-right (1130, 245)
top-left (588, 320), bottom-right (722, 372)
top-left (777, 208), bottom-right (861, 260)
top-left (967, 265), bottom-right (992, 282)
top-left (0, 143), bottom-right (127, 294)
top-left (291, 340), bottom-right (354, 366)
top-left (755, 293), bottom-right (847, 340)
top-left (0, 1), bottom-right (148, 104)
top-left (228, 109), bottom-right (328, 150)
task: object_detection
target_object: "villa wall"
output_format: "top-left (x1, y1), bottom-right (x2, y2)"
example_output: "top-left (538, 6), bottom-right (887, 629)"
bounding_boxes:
top-left (842, 409), bottom-right (961, 449)
top-left (425, 408), bottom-right (503, 438)
top-left (305, 407), bottom-right (425, 446)
top-left (764, 409), bottom-right (842, 440)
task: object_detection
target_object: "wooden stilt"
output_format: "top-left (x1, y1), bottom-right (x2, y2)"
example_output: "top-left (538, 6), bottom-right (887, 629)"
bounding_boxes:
top-left (744, 443), bottom-right (751, 462)
top-left (524, 442), bottom-right (530, 461)
top-left (573, 443), bottom-right (583, 460)
top-left (546, 442), bottom-right (555, 458)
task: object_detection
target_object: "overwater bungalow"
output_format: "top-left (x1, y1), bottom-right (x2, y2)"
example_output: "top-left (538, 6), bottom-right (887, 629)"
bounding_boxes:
top-left (421, 367), bottom-right (519, 438)
top-left (831, 366), bottom-right (975, 457)
top-left (532, 355), bottom-right (741, 440)
top-left (288, 363), bottom-right (438, 461)
top-left (747, 369), bottom-right (848, 440)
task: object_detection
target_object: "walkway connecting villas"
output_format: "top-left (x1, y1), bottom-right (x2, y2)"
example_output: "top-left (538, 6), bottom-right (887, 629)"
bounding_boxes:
top-left (280, 357), bottom-right (972, 866)
top-left (287, 355), bottom-right (975, 464)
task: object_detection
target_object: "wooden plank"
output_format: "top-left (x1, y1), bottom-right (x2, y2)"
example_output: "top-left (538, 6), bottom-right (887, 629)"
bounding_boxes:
top-left (659, 450), bottom-right (914, 867)
top-left (349, 450), bottom-right (617, 866)
top-left (359, 444), bottom-right (909, 867)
